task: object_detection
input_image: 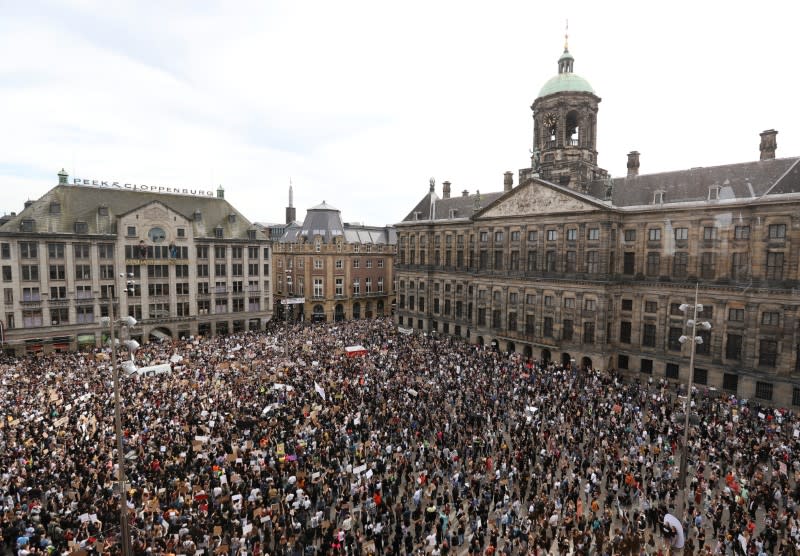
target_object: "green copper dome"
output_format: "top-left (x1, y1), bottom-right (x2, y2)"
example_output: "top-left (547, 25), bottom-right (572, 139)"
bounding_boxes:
top-left (538, 72), bottom-right (594, 97)
top-left (537, 46), bottom-right (594, 98)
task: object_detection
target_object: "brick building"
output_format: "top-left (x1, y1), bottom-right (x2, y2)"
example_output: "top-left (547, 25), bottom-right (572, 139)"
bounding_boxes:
top-left (272, 199), bottom-right (396, 323)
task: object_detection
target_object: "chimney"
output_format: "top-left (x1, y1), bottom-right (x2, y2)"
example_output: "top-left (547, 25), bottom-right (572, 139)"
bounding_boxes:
top-left (760, 129), bottom-right (778, 160)
top-left (627, 151), bottom-right (640, 178)
top-left (24, 200), bottom-right (33, 209)
top-left (57, 168), bottom-right (68, 185)
top-left (504, 171), bottom-right (513, 192)
top-left (442, 181), bottom-right (451, 199)
top-left (429, 177), bottom-right (435, 193)
top-left (462, 189), bottom-right (469, 197)
top-left (216, 185), bottom-right (225, 199)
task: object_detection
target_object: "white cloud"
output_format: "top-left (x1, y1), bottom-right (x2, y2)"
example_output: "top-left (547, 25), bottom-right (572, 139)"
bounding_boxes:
top-left (1, 0), bottom-right (798, 226)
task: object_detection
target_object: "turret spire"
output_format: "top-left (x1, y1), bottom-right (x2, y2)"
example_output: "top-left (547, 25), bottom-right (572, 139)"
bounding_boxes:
top-left (289, 179), bottom-right (294, 208)
top-left (564, 19), bottom-right (569, 51)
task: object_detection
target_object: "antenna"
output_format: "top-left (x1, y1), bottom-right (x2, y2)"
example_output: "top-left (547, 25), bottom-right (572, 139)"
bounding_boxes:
top-left (564, 19), bottom-right (569, 50)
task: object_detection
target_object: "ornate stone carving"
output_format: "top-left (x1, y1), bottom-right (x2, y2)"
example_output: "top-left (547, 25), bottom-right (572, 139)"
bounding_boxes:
top-left (482, 183), bottom-right (595, 218)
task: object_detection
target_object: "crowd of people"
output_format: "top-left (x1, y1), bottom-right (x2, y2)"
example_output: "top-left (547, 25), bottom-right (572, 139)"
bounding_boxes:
top-left (0, 317), bottom-right (799, 555)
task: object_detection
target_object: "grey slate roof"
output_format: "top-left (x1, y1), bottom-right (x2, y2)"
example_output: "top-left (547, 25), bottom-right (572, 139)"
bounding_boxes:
top-left (401, 190), bottom-right (505, 223)
top-left (278, 202), bottom-right (396, 245)
top-left (588, 157), bottom-right (800, 207)
top-left (0, 184), bottom-right (258, 239)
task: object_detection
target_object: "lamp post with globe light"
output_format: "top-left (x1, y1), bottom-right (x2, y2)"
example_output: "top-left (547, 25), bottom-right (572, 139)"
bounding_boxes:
top-left (677, 283), bottom-right (711, 517)
top-left (98, 272), bottom-right (139, 556)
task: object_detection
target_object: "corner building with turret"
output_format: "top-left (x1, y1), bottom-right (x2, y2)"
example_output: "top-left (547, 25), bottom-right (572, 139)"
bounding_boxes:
top-left (394, 42), bottom-right (800, 407)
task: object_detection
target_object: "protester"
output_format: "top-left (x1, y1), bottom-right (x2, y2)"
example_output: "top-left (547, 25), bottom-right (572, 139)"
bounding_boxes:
top-left (0, 317), bottom-right (798, 555)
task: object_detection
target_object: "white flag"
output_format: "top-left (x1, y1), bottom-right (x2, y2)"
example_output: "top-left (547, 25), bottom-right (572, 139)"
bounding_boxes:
top-left (314, 381), bottom-right (326, 401)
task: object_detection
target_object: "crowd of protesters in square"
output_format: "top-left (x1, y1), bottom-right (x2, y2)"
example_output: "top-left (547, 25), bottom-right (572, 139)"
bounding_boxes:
top-left (1, 317), bottom-right (799, 555)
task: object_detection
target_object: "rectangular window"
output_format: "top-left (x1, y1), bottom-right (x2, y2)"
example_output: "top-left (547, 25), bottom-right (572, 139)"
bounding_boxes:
top-left (768, 223), bottom-right (786, 239)
top-left (527, 230), bottom-right (538, 242)
top-left (624, 229), bottom-right (636, 242)
top-left (0, 243), bottom-right (9, 259)
top-left (565, 251), bottom-right (576, 272)
top-left (734, 225), bottom-right (750, 240)
top-left (766, 251), bottom-right (784, 280)
top-left (49, 264), bottom-right (65, 280)
top-left (98, 243), bottom-right (114, 258)
top-left (700, 252), bottom-right (715, 279)
top-left (583, 322), bottom-right (595, 344)
top-left (543, 316), bottom-right (553, 337)
top-left (494, 231), bottom-right (503, 242)
top-left (148, 283), bottom-right (170, 296)
top-left (694, 368), bottom-right (708, 385)
top-left (566, 229), bottom-right (577, 241)
top-left (544, 295), bottom-right (553, 307)
top-left (76, 305), bottom-right (94, 324)
top-left (21, 264), bottom-right (39, 281)
top-left (646, 252), bottom-right (660, 276)
top-left (99, 264), bottom-right (114, 280)
top-left (197, 245), bottom-right (209, 259)
top-left (621, 299), bottom-right (633, 311)
top-left (545, 251), bottom-right (556, 271)
top-left (623, 252), bottom-right (635, 275)
top-left (759, 339), bottom-right (778, 367)
top-left (19, 242), bottom-right (38, 258)
top-left (313, 278), bottom-right (323, 298)
top-left (214, 263), bottom-right (227, 277)
top-left (562, 319), bottom-right (573, 340)
top-left (723, 373), bottom-right (739, 392)
top-left (563, 297), bottom-right (575, 309)
top-left (197, 264), bottom-right (209, 278)
top-left (546, 229), bottom-right (557, 241)
top-left (642, 324), bottom-right (656, 347)
top-left (648, 228), bottom-right (661, 241)
top-left (755, 381), bottom-right (773, 401)
top-left (214, 246), bottom-right (226, 259)
top-left (48, 243), bottom-right (65, 259)
top-left (731, 252), bottom-right (749, 279)
top-left (479, 231), bottom-right (488, 242)
top-left (148, 265), bottom-right (169, 278)
top-left (50, 286), bottom-right (66, 299)
top-left (232, 298), bottom-right (245, 312)
top-left (665, 363), bottom-right (679, 379)
top-left (509, 250), bottom-right (519, 270)
top-left (761, 311), bottom-right (780, 326)
top-left (696, 330), bottom-right (711, 355)
top-left (196, 300), bottom-right (210, 315)
top-left (726, 333), bottom-right (742, 360)
top-left (74, 243), bottom-right (90, 259)
top-left (672, 252), bottom-right (688, 278)
top-left (214, 298), bottom-right (228, 314)
top-left (674, 227), bottom-right (688, 241)
top-left (728, 308), bottom-right (744, 321)
top-left (584, 298), bottom-right (596, 311)
top-left (22, 309), bottom-right (43, 327)
top-left (644, 301), bottom-right (657, 313)
top-left (231, 263), bottom-right (243, 276)
top-left (492, 309), bottom-right (501, 329)
top-left (526, 250), bottom-right (537, 271)
top-left (703, 226), bottom-right (716, 240)
top-left (586, 251), bottom-right (599, 274)
top-left (511, 231), bottom-right (520, 241)
top-left (641, 359), bottom-right (653, 374)
top-left (617, 354), bottom-right (629, 369)
top-left (668, 327), bottom-right (683, 351)
top-left (620, 321), bottom-right (632, 343)
top-left (587, 228), bottom-right (600, 241)
top-left (175, 283), bottom-right (190, 295)
top-left (493, 250), bottom-right (503, 270)
top-left (22, 287), bottom-right (40, 301)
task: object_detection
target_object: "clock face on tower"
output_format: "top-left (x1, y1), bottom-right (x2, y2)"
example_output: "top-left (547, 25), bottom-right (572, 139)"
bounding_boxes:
top-left (544, 112), bottom-right (557, 129)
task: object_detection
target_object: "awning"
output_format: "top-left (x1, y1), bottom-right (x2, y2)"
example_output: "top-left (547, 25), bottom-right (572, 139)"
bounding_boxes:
top-left (149, 329), bottom-right (170, 340)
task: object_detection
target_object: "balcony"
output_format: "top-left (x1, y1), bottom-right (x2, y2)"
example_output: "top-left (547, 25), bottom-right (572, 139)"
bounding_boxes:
top-left (213, 287), bottom-right (228, 294)
top-left (246, 286), bottom-right (261, 293)
top-left (49, 298), bottom-right (70, 306)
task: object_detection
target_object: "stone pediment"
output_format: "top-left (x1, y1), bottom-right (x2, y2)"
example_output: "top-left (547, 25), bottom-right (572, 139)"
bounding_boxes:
top-left (479, 181), bottom-right (603, 218)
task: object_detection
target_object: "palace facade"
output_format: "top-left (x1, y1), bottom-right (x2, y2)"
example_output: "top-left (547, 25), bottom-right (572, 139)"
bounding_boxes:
top-left (394, 44), bottom-right (800, 407)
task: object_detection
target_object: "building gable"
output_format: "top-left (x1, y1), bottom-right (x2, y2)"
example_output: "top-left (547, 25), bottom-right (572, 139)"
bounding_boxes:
top-left (477, 180), bottom-right (606, 219)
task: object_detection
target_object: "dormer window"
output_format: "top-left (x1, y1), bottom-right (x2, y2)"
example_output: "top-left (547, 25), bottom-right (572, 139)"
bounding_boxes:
top-left (49, 202), bottom-right (61, 215)
top-left (98, 205), bottom-right (109, 216)
top-left (653, 190), bottom-right (665, 204)
top-left (228, 213), bottom-right (236, 223)
top-left (449, 209), bottom-right (458, 219)
top-left (708, 185), bottom-right (720, 200)
top-left (193, 210), bottom-right (202, 221)
top-left (74, 221), bottom-right (88, 234)
top-left (247, 229), bottom-right (256, 240)
top-left (214, 227), bottom-right (223, 239)
top-left (21, 219), bottom-right (34, 232)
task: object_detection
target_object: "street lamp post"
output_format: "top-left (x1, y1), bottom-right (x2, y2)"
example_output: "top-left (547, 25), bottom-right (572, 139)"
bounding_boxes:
top-left (99, 273), bottom-right (138, 556)
top-left (677, 283), bottom-right (711, 517)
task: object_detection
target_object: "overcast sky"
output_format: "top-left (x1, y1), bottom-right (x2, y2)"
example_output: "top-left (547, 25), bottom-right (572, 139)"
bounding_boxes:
top-left (1, 1), bottom-right (798, 227)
